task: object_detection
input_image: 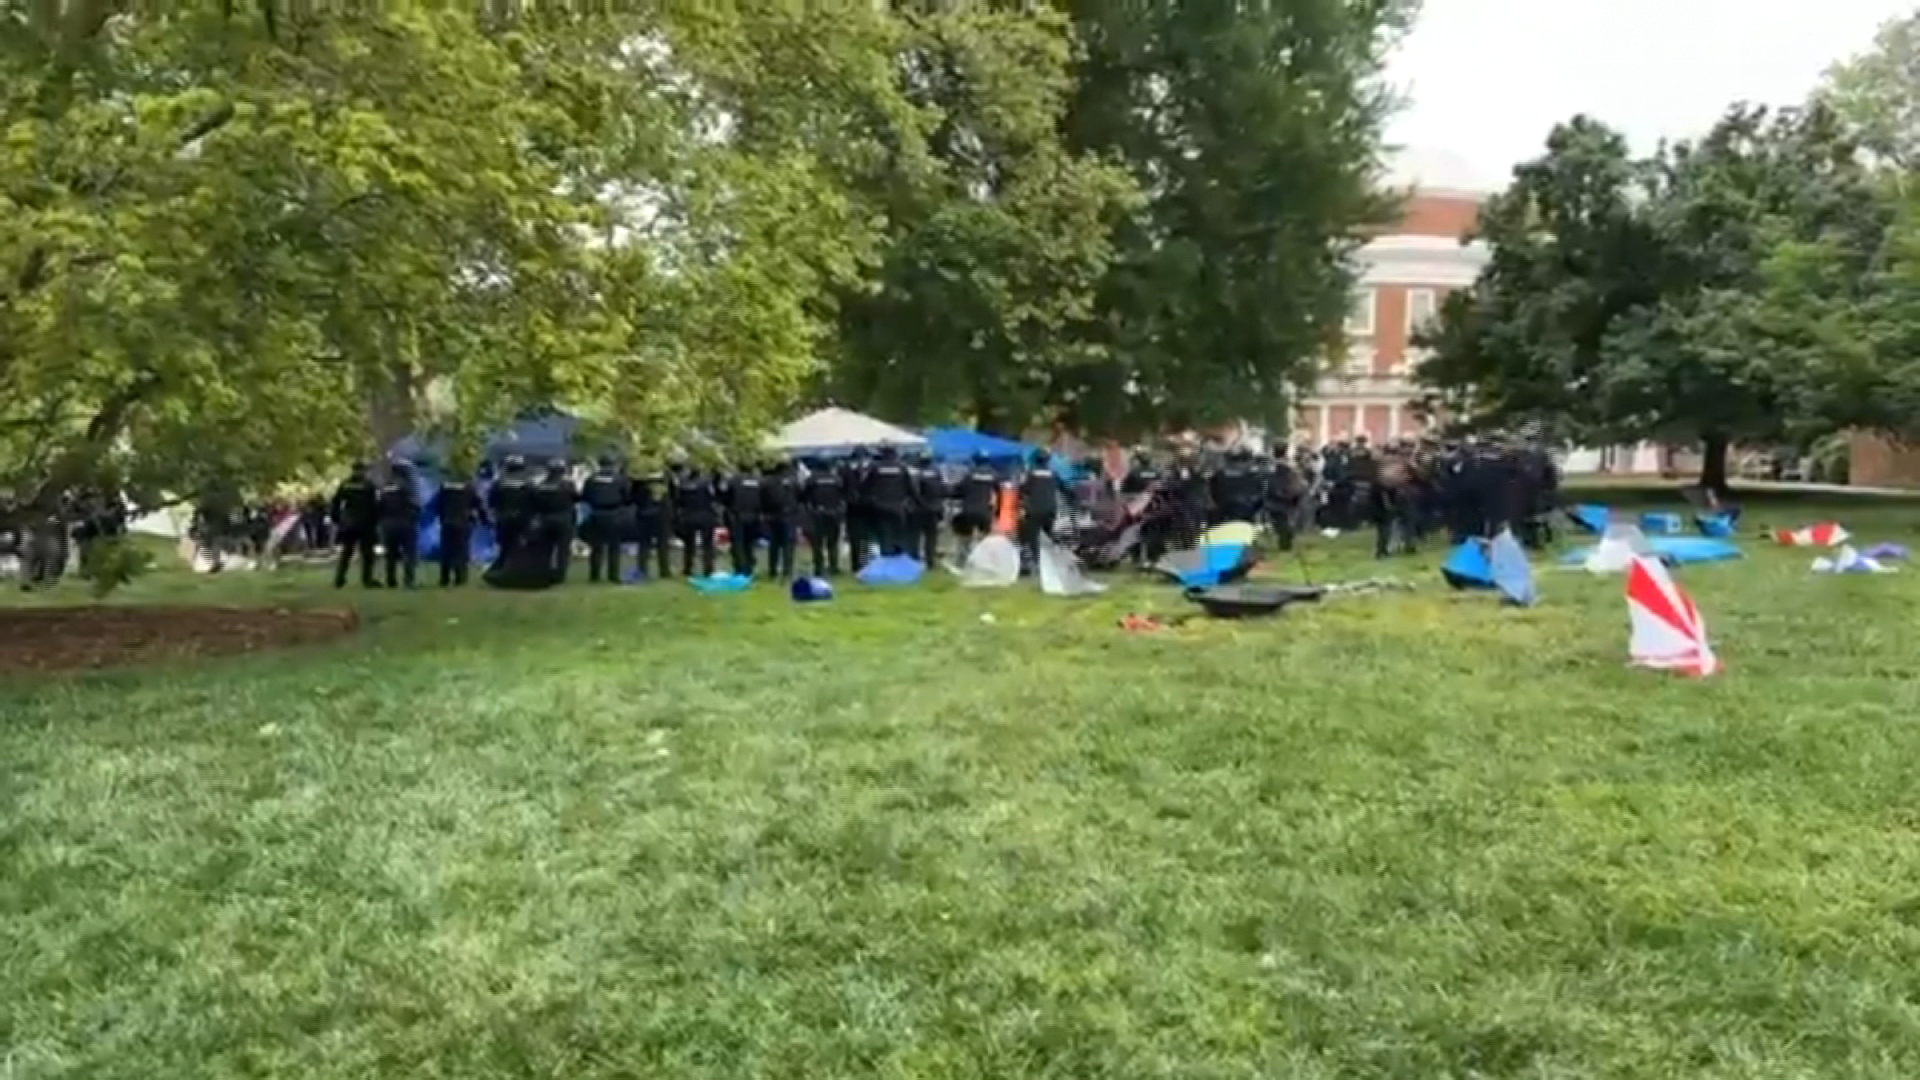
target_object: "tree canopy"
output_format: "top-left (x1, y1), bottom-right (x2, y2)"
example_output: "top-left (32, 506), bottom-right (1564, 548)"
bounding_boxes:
top-left (1414, 103), bottom-right (1892, 490)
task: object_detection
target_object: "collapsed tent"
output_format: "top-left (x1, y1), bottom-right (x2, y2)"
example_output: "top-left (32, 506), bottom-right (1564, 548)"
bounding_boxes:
top-left (1184, 583), bottom-right (1324, 618)
top-left (1649, 536), bottom-right (1741, 563)
top-left (1774, 522), bottom-right (1848, 547)
top-left (1695, 510), bottom-right (1739, 538)
top-left (1563, 529), bottom-right (1740, 568)
top-left (688, 573), bottom-right (752, 594)
top-left (1443, 530), bottom-right (1534, 605)
top-left (956, 535), bottom-right (1020, 587)
top-left (483, 546), bottom-right (565, 590)
top-left (1811, 545), bottom-right (1895, 574)
top-left (1567, 504), bottom-right (1611, 534)
top-left (1640, 512), bottom-right (1684, 535)
top-left (1153, 531), bottom-right (1258, 588)
top-left (1564, 523), bottom-right (1654, 574)
top-left (1487, 528), bottom-right (1537, 606)
top-left (1037, 534), bottom-right (1105, 596)
top-left (857, 554), bottom-right (925, 585)
top-left (767, 407), bottom-right (926, 458)
top-left (1626, 554), bottom-right (1720, 676)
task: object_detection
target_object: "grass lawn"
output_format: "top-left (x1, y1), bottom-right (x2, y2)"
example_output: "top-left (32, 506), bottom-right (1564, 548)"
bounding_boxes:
top-left (7, 490), bottom-right (1920, 1078)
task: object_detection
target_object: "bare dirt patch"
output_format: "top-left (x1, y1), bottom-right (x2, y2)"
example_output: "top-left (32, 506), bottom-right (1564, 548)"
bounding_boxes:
top-left (0, 606), bottom-right (359, 676)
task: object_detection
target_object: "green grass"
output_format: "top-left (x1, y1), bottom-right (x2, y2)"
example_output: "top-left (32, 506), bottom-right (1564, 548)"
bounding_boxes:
top-left (7, 492), bottom-right (1920, 1078)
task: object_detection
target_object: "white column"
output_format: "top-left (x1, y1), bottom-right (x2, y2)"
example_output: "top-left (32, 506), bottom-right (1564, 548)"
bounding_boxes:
top-left (1388, 403), bottom-right (1402, 440)
top-left (1317, 404), bottom-right (1331, 445)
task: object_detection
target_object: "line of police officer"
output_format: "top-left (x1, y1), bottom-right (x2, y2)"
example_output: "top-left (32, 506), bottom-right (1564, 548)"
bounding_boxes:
top-left (325, 444), bottom-right (1073, 588)
top-left (323, 433), bottom-right (1555, 589)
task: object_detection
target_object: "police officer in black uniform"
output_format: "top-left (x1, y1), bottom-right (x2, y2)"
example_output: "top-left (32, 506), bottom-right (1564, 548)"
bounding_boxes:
top-left (1166, 450), bottom-right (1209, 550)
top-left (842, 448), bottom-right (873, 570)
top-left (629, 460), bottom-right (673, 580)
top-left (862, 446), bottom-right (912, 557)
top-left (330, 461), bottom-right (379, 588)
top-left (800, 456), bottom-right (847, 577)
top-left (910, 451), bottom-right (946, 565)
top-left (376, 461), bottom-right (421, 588)
top-left (672, 463), bottom-right (719, 577)
top-left (534, 458), bottom-right (577, 581)
top-left (489, 455), bottom-right (534, 559)
top-left (1209, 446), bottom-right (1262, 524)
top-left (581, 455), bottom-right (630, 584)
top-left (1017, 449), bottom-right (1061, 571)
top-left (722, 462), bottom-right (764, 576)
top-left (762, 458), bottom-right (799, 580)
top-left (952, 453), bottom-right (1000, 561)
top-left (1263, 454), bottom-right (1303, 551)
top-left (435, 466), bottom-right (484, 586)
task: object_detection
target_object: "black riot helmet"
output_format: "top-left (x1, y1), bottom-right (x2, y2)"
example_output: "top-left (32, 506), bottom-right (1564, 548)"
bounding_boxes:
top-left (349, 461), bottom-right (369, 478)
top-left (597, 454), bottom-right (616, 469)
top-left (503, 454), bottom-right (526, 472)
top-left (971, 451), bottom-right (990, 466)
top-left (546, 457), bottom-right (567, 475)
top-left (1031, 448), bottom-right (1051, 466)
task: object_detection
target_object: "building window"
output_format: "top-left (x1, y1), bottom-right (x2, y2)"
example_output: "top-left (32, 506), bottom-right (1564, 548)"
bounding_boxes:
top-left (1406, 288), bottom-right (1437, 336)
top-left (1345, 289), bottom-right (1376, 336)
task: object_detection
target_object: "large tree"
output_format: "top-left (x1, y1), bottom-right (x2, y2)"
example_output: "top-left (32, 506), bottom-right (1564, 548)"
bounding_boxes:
top-left (1820, 12), bottom-right (1920, 171)
top-left (1057, 0), bottom-right (1414, 437)
top-left (822, 3), bottom-right (1139, 436)
top-left (1415, 104), bottom-right (1887, 492)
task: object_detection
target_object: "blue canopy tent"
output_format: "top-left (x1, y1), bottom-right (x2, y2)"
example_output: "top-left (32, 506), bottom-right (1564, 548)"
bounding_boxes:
top-left (388, 409), bottom-right (583, 468)
top-left (924, 427), bottom-right (1030, 464)
top-left (485, 410), bottom-right (581, 463)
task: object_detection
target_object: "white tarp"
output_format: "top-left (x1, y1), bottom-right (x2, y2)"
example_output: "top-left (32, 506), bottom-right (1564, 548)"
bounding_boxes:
top-left (1585, 523), bottom-right (1653, 574)
top-left (767, 407), bottom-right (926, 456)
top-left (956, 534), bottom-right (1020, 587)
top-left (1038, 534), bottom-right (1105, 596)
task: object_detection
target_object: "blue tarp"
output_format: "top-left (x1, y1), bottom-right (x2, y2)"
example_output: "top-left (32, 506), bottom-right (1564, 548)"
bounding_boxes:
top-left (1488, 528), bottom-right (1537, 607)
top-left (1442, 539), bottom-right (1494, 589)
top-left (1695, 511), bottom-right (1738, 538)
top-left (1155, 543), bottom-right (1255, 588)
top-left (857, 555), bottom-right (925, 585)
top-left (1640, 512), bottom-right (1684, 534)
top-left (1561, 535), bottom-right (1743, 566)
top-left (1569, 504), bottom-right (1611, 534)
top-left (690, 573), bottom-right (752, 593)
top-left (1649, 536), bottom-right (1742, 563)
top-left (925, 428), bottom-right (1030, 463)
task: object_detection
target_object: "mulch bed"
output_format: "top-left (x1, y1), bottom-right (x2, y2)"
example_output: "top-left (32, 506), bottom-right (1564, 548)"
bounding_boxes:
top-left (0, 606), bottom-right (359, 676)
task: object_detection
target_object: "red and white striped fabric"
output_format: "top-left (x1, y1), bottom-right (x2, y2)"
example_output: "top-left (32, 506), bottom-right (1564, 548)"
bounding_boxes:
top-left (1772, 522), bottom-right (1848, 547)
top-left (1626, 555), bottom-right (1720, 677)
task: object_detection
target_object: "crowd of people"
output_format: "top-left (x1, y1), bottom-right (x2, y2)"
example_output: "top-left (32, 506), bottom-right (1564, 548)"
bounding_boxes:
top-left (314, 432), bottom-right (1563, 590)
top-left (0, 431), bottom-right (1562, 593)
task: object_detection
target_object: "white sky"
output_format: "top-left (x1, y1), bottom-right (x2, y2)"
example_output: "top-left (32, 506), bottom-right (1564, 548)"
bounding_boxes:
top-left (1386, 0), bottom-right (1913, 187)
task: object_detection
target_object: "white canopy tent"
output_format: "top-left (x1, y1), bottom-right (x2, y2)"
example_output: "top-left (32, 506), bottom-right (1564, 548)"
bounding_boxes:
top-left (766, 407), bottom-right (927, 458)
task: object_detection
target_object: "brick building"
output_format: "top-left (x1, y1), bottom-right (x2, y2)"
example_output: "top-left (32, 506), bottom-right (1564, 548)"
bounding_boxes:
top-left (1292, 147), bottom-right (1490, 445)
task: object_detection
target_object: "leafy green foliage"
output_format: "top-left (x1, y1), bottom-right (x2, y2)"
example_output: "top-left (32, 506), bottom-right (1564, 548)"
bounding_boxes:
top-left (73, 535), bottom-right (154, 599)
top-left (1820, 12), bottom-right (1920, 171)
top-left (1057, 0), bottom-right (1414, 435)
top-left (1416, 105), bottom-right (1889, 488)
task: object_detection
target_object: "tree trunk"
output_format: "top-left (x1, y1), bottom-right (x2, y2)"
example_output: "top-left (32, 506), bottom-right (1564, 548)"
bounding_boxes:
top-left (1699, 431), bottom-right (1732, 497)
top-left (365, 362), bottom-right (416, 467)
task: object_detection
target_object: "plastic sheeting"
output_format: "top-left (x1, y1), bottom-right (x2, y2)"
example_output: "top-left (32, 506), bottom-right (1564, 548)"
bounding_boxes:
top-left (956, 535), bottom-right (1020, 587)
top-left (856, 555), bottom-right (925, 585)
top-left (1037, 534), bottom-right (1105, 596)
